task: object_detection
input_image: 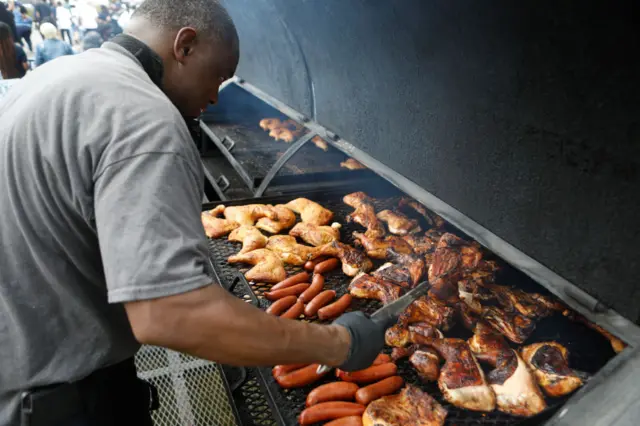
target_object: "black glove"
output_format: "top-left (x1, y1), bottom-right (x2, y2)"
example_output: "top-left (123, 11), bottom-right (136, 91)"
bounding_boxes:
top-left (333, 311), bottom-right (389, 372)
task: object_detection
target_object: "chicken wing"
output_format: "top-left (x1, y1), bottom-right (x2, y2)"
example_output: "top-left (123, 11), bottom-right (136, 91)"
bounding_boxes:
top-left (483, 306), bottom-right (536, 344)
top-left (265, 235), bottom-right (320, 266)
top-left (285, 198), bottom-right (333, 226)
top-left (377, 210), bottom-right (421, 236)
top-left (563, 310), bottom-right (627, 354)
top-left (399, 198), bottom-right (446, 229)
top-left (423, 338), bottom-right (496, 412)
top-left (201, 205), bottom-right (240, 238)
top-left (316, 241), bottom-right (373, 276)
top-left (363, 385), bottom-right (447, 426)
top-left (228, 249), bottom-right (286, 283)
top-left (353, 231), bottom-right (414, 259)
top-left (228, 226), bottom-right (268, 255)
top-left (289, 222), bottom-right (341, 247)
top-left (255, 204), bottom-right (296, 234)
top-left (343, 192), bottom-right (386, 238)
top-left (410, 348), bottom-right (441, 382)
top-left (398, 295), bottom-right (456, 331)
top-left (469, 323), bottom-right (546, 417)
top-left (340, 158), bottom-right (366, 169)
top-left (521, 342), bottom-right (583, 397)
top-left (349, 273), bottom-right (401, 305)
top-left (224, 204), bottom-right (276, 227)
top-left (403, 229), bottom-right (443, 256)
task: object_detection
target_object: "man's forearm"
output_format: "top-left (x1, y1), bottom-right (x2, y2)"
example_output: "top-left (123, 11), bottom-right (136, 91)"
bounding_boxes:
top-left (126, 283), bottom-right (351, 367)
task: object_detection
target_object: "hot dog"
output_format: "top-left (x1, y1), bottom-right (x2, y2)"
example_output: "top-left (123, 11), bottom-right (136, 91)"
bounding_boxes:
top-left (298, 402), bottom-right (365, 425)
top-left (324, 416), bottom-right (363, 426)
top-left (270, 272), bottom-right (310, 290)
top-left (275, 364), bottom-right (329, 388)
top-left (264, 283), bottom-right (310, 301)
top-left (280, 300), bottom-right (305, 319)
top-left (317, 294), bottom-right (353, 320)
top-left (272, 363), bottom-right (309, 378)
top-left (372, 353), bottom-right (392, 365)
top-left (304, 290), bottom-right (336, 317)
top-left (298, 274), bottom-right (325, 303)
top-left (355, 376), bottom-right (404, 405)
top-left (304, 257), bottom-right (328, 271)
top-left (314, 258), bottom-right (340, 274)
top-left (306, 382), bottom-right (359, 407)
top-left (265, 295), bottom-right (297, 315)
top-left (337, 363), bottom-right (398, 384)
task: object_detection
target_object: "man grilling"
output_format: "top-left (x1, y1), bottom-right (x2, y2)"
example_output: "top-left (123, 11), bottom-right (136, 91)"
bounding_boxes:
top-left (0, 0), bottom-right (386, 425)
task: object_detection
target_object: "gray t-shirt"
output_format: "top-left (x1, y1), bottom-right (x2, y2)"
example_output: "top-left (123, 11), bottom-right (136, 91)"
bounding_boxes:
top-left (0, 43), bottom-right (212, 424)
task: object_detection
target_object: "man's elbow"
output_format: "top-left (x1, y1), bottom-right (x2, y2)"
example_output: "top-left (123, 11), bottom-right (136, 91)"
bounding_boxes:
top-left (124, 299), bottom-right (174, 347)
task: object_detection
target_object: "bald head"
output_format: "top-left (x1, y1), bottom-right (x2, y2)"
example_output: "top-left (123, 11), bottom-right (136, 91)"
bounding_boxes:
top-left (127, 0), bottom-right (240, 118)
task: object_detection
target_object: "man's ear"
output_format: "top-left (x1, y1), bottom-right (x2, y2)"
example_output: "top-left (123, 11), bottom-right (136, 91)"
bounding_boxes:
top-left (173, 27), bottom-right (198, 63)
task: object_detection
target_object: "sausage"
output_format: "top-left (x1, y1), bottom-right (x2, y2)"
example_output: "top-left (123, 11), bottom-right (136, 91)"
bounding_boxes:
top-left (304, 257), bottom-right (328, 271)
top-left (306, 382), bottom-right (359, 407)
top-left (373, 353), bottom-right (392, 365)
top-left (280, 301), bottom-right (305, 319)
top-left (314, 258), bottom-right (340, 274)
top-left (355, 376), bottom-right (404, 405)
top-left (338, 363), bottom-right (398, 384)
top-left (298, 402), bottom-right (365, 425)
top-left (270, 272), bottom-right (310, 290)
top-left (265, 295), bottom-right (297, 315)
top-left (272, 363), bottom-right (309, 378)
top-left (264, 283), bottom-right (310, 301)
top-left (275, 364), bottom-right (329, 388)
top-left (298, 274), bottom-right (325, 303)
top-left (304, 290), bottom-right (336, 317)
top-left (318, 294), bottom-right (353, 320)
top-left (324, 416), bottom-right (364, 426)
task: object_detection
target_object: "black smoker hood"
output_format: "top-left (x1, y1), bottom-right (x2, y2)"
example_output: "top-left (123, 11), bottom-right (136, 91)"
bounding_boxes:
top-left (216, 1), bottom-right (640, 422)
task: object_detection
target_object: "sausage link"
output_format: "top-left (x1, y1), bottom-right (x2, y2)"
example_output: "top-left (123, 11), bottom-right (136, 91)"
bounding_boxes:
top-left (338, 363), bottom-right (398, 384)
top-left (298, 402), bottom-right (365, 425)
top-left (272, 363), bottom-right (309, 378)
top-left (280, 301), bottom-right (305, 319)
top-left (304, 290), bottom-right (336, 317)
top-left (304, 257), bottom-right (328, 271)
top-left (318, 294), bottom-right (353, 320)
top-left (275, 364), bottom-right (329, 388)
top-left (265, 295), bottom-right (297, 315)
top-left (314, 258), bottom-right (340, 274)
top-left (306, 382), bottom-right (359, 407)
top-left (264, 283), bottom-right (310, 301)
top-left (298, 274), bottom-right (325, 303)
top-left (325, 416), bottom-right (363, 426)
top-left (355, 376), bottom-right (404, 405)
top-left (270, 272), bottom-right (310, 290)
top-left (373, 353), bottom-right (392, 365)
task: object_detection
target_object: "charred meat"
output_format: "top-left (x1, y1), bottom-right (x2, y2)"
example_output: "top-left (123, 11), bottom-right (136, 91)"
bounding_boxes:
top-left (482, 306), bottom-right (536, 344)
top-left (353, 231), bottom-right (414, 259)
top-left (363, 385), bottom-right (447, 426)
top-left (377, 209), bottom-right (421, 236)
top-left (410, 348), bottom-right (441, 382)
top-left (399, 197), bottom-right (446, 229)
top-left (521, 342), bottom-right (584, 397)
top-left (349, 273), bottom-right (401, 305)
top-left (398, 295), bottom-right (456, 331)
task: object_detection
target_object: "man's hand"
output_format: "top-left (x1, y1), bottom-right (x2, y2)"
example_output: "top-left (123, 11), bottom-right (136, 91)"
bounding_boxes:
top-left (332, 312), bottom-right (387, 371)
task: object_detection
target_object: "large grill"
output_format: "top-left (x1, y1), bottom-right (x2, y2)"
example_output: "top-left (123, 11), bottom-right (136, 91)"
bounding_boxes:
top-left (204, 189), bottom-right (617, 426)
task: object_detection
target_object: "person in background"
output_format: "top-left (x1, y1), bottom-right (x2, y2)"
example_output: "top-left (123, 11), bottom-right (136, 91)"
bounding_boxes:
top-left (14, 5), bottom-right (33, 51)
top-left (80, 29), bottom-right (102, 51)
top-left (77, 2), bottom-right (97, 37)
top-left (0, 21), bottom-right (27, 79)
top-left (0, 1), bottom-right (18, 41)
top-left (55, 1), bottom-right (71, 44)
top-left (34, 21), bottom-right (72, 66)
top-left (34, 0), bottom-right (52, 31)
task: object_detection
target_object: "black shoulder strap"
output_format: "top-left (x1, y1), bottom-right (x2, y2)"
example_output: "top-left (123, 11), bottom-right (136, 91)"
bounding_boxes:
top-left (110, 34), bottom-right (164, 89)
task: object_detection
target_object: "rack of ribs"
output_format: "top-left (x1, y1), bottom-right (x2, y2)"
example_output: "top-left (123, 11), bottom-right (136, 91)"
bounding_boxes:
top-left (521, 342), bottom-right (584, 397)
top-left (469, 323), bottom-right (546, 417)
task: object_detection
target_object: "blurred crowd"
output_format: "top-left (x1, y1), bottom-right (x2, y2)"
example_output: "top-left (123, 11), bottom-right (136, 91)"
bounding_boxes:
top-left (0, 0), bottom-right (136, 79)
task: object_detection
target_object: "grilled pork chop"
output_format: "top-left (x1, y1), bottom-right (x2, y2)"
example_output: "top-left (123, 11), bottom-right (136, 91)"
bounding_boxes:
top-left (423, 338), bottom-right (496, 412)
top-left (363, 385), bottom-right (447, 426)
top-left (343, 192), bottom-right (386, 238)
top-left (285, 198), bottom-right (333, 226)
top-left (377, 209), bottom-right (421, 236)
top-left (228, 249), bottom-right (287, 283)
top-left (349, 273), bottom-right (401, 305)
top-left (521, 342), bottom-right (584, 397)
top-left (469, 323), bottom-right (546, 417)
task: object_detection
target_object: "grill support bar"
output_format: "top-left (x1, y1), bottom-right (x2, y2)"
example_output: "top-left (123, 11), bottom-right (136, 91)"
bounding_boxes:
top-left (232, 77), bottom-right (640, 347)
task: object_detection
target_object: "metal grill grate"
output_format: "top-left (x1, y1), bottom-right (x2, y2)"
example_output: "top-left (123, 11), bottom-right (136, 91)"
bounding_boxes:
top-left (135, 346), bottom-right (238, 425)
top-left (206, 190), bottom-right (618, 426)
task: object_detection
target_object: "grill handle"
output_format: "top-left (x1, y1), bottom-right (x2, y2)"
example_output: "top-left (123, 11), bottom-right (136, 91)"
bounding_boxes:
top-left (230, 272), bottom-right (260, 307)
top-left (216, 175), bottom-right (231, 192)
top-left (221, 136), bottom-right (236, 152)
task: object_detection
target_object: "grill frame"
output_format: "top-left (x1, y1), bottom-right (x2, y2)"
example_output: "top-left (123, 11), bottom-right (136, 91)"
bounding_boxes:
top-left (205, 189), bottom-right (620, 426)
